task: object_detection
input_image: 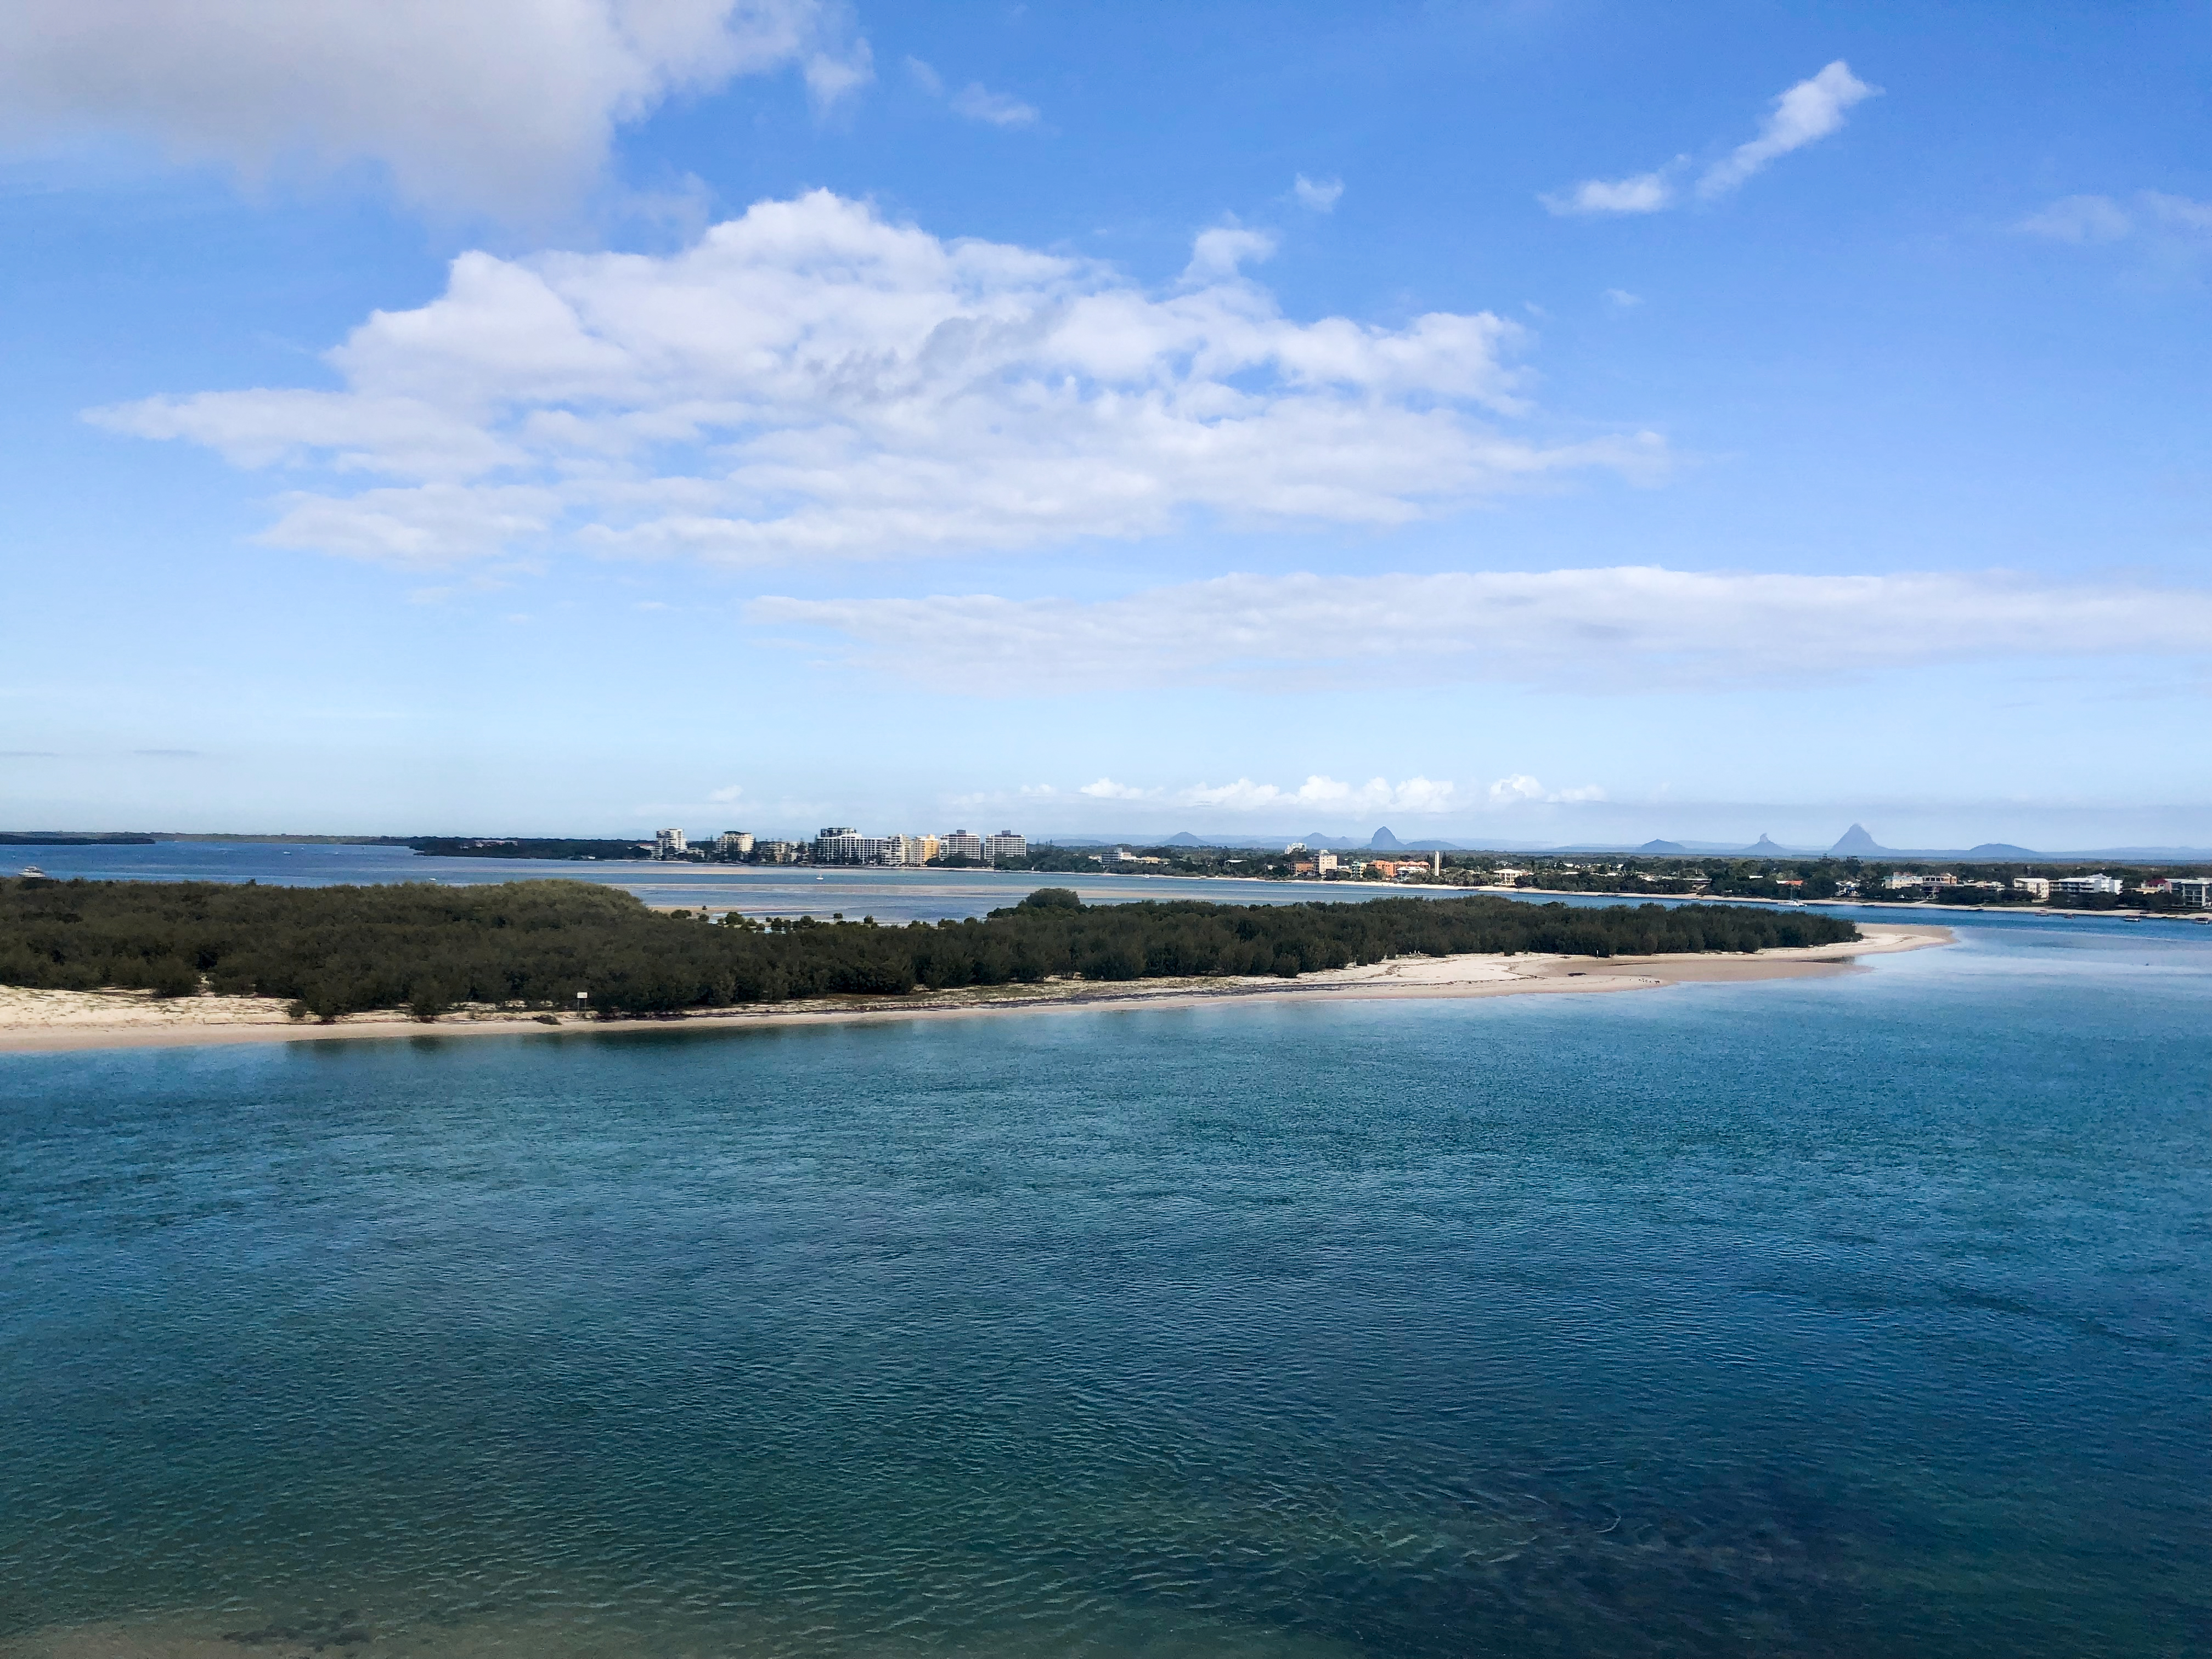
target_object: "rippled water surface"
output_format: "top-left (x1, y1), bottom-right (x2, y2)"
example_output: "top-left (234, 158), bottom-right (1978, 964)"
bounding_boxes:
top-left (3, 917), bottom-right (2207, 1657)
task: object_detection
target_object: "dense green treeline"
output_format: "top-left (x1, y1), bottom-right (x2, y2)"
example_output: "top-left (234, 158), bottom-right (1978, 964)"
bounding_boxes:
top-left (407, 837), bottom-right (652, 860)
top-left (0, 878), bottom-right (1857, 1019)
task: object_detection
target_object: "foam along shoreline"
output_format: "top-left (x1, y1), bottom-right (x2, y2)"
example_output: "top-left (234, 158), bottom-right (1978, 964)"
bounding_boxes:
top-left (0, 927), bottom-right (1949, 1056)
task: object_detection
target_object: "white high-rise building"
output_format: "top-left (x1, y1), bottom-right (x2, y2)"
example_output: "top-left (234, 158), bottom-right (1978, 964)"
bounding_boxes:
top-left (983, 831), bottom-right (1026, 861)
top-left (940, 830), bottom-right (983, 861)
top-left (814, 827), bottom-right (865, 864)
top-left (715, 831), bottom-right (753, 857)
top-left (654, 828), bottom-right (688, 859)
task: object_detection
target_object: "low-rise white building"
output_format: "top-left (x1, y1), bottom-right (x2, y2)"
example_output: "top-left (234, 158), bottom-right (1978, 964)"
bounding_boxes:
top-left (2051, 872), bottom-right (2123, 896)
top-left (2159, 875), bottom-right (2210, 909)
top-left (2011, 876), bottom-right (2051, 900)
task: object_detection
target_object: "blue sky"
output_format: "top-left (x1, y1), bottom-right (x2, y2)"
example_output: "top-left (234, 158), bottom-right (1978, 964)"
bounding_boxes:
top-left (3, 0), bottom-right (2206, 849)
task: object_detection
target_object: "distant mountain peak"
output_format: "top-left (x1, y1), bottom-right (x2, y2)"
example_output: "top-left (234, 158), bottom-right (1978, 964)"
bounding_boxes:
top-left (1369, 826), bottom-right (1403, 849)
top-left (1637, 838), bottom-right (1686, 855)
top-left (1829, 823), bottom-right (1888, 856)
top-left (1749, 834), bottom-right (1785, 851)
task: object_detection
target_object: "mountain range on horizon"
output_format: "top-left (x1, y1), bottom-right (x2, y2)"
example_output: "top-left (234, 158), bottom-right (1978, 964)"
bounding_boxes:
top-left (1073, 822), bottom-right (2212, 862)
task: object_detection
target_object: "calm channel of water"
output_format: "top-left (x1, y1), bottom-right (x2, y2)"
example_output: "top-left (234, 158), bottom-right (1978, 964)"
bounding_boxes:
top-left (1, 855), bottom-right (2206, 1656)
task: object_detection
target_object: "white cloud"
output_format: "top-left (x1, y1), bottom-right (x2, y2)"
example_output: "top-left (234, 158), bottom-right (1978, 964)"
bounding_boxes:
top-left (0, 0), bottom-right (867, 218)
top-left (709, 783), bottom-right (744, 802)
top-left (1079, 777), bottom-right (1152, 799)
top-left (1543, 61), bottom-right (1876, 216)
top-left (2017, 190), bottom-right (2212, 246)
top-left (1293, 174), bottom-right (1344, 212)
top-left (1488, 775), bottom-right (1605, 806)
top-left (95, 190), bottom-right (1655, 569)
top-left (1543, 168), bottom-right (1678, 217)
top-left (1697, 61), bottom-right (1876, 198)
top-left (904, 56), bottom-right (945, 96)
top-left (262, 483), bottom-right (560, 568)
top-left (749, 566), bottom-right (2212, 691)
top-left (803, 35), bottom-right (874, 108)
top-left (2145, 191), bottom-right (2212, 234)
top-left (1177, 775), bottom-right (1457, 815)
top-left (949, 82), bottom-right (1039, 127)
top-left (2017, 194), bottom-right (2135, 245)
top-left (1603, 288), bottom-right (1643, 309)
top-left (1183, 223), bottom-right (1277, 280)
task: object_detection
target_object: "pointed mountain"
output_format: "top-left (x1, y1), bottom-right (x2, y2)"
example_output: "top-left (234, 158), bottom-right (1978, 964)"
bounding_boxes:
top-left (1829, 823), bottom-right (1889, 856)
top-left (1747, 834), bottom-right (1787, 854)
top-left (1369, 826), bottom-right (1403, 849)
top-left (1162, 831), bottom-right (1208, 846)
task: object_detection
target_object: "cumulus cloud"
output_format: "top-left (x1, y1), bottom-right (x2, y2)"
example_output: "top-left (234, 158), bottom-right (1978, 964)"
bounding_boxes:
top-left (1544, 61), bottom-right (1876, 216)
top-left (949, 82), bottom-right (1040, 127)
top-left (1293, 174), bottom-right (1344, 212)
top-left (749, 566), bottom-right (2212, 691)
top-left (1079, 777), bottom-right (1152, 799)
top-left (0, 0), bottom-right (868, 218)
top-left (94, 190), bottom-right (1658, 568)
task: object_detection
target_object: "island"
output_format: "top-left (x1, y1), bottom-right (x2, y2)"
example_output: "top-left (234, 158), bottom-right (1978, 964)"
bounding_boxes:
top-left (0, 877), bottom-right (1927, 1053)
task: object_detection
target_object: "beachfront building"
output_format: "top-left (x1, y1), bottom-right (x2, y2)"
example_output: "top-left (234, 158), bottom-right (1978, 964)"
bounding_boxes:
top-left (653, 828), bottom-right (688, 860)
top-left (715, 831), bottom-right (753, 857)
top-left (1314, 851), bottom-right (1339, 875)
top-left (880, 834), bottom-right (940, 867)
top-left (2162, 876), bottom-right (2211, 909)
top-left (2012, 877), bottom-right (2051, 899)
top-left (756, 840), bottom-right (799, 864)
top-left (2051, 873), bottom-right (2124, 896)
top-left (940, 830), bottom-right (984, 861)
top-left (983, 831), bottom-right (1026, 861)
top-left (814, 827), bottom-right (866, 864)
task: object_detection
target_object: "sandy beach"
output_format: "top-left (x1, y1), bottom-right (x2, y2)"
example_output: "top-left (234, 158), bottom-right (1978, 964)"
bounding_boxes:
top-left (0, 926), bottom-right (1948, 1056)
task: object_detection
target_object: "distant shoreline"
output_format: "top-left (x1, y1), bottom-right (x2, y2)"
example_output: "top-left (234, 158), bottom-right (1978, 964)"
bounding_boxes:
top-left (0, 927), bottom-right (1949, 1056)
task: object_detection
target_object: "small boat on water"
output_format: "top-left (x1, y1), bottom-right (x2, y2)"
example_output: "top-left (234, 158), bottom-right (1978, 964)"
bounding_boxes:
top-left (18, 864), bottom-right (46, 877)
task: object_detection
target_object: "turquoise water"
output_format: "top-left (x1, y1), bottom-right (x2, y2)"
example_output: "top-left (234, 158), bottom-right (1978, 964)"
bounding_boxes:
top-left (3, 916), bottom-right (2207, 1657)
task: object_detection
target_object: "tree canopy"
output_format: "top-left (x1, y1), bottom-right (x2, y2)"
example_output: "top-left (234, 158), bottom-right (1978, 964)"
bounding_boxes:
top-left (0, 877), bottom-right (1858, 1019)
